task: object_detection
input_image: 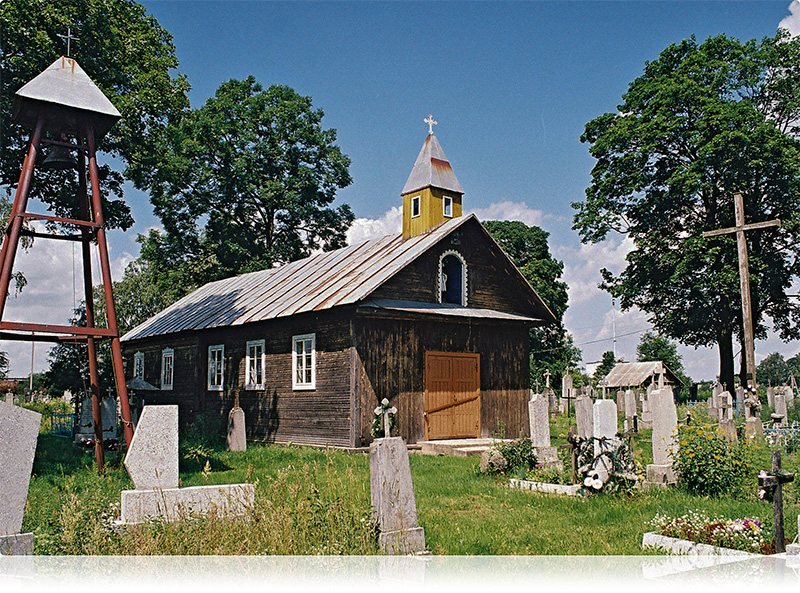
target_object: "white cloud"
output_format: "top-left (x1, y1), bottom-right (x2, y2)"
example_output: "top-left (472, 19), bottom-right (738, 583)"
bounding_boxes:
top-left (554, 235), bottom-right (634, 307)
top-left (346, 206), bottom-right (402, 244)
top-left (468, 200), bottom-right (548, 227)
top-left (780, 1), bottom-right (800, 36)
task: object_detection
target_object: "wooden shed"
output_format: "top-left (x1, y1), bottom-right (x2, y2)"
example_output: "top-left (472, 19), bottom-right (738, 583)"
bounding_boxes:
top-left (121, 133), bottom-right (556, 447)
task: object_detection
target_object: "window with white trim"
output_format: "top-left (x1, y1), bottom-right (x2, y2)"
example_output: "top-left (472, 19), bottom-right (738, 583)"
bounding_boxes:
top-left (411, 195), bottom-right (421, 218)
top-left (439, 251), bottom-right (467, 306)
top-left (245, 339), bottom-right (265, 390)
top-left (134, 352), bottom-right (145, 381)
top-left (292, 334), bottom-right (316, 390)
top-left (208, 345), bottom-right (224, 391)
top-left (443, 195), bottom-right (453, 218)
top-left (161, 348), bottom-right (174, 390)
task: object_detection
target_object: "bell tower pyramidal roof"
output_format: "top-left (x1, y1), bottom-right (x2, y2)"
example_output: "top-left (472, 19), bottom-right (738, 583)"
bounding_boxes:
top-left (401, 133), bottom-right (464, 196)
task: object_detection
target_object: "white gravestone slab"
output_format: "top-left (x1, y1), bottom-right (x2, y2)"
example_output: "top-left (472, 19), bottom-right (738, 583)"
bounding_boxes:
top-left (124, 405), bottom-right (179, 490)
top-left (575, 396), bottom-right (593, 439)
top-left (767, 387), bottom-right (775, 409)
top-left (370, 437), bottom-right (426, 554)
top-left (226, 407), bottom-right (246, 452)
top-left (120, 483), bottom-right (255, 524)
top-left (735, 388), bottom-right (744, 417)
top-left (624, 390), bottom-right (638, 431)
top-left (592, 399), bottom-right (619, 482)
top-left (560, 374), bottom-right (573, 414)
top-left (0, 401), bottom-right (41, 555)
top-left (775, 393), bottom-right (788, 422)
top-left (646, 388), bottom-right (678, 484)
top-left (528, 391), bottom-right (559, 466)
top-left (616, 391), bottom-right (625, 415)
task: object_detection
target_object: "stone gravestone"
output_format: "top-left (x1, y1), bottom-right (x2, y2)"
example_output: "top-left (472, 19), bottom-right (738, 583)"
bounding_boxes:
top-left (735, 387), bottom-right (744, 417)
top-left (0, 401), bottom-right (42, 555)
top-left (592, 399), bottom-right (619, 482)
top-left (74, 397), bottom-right (117, 444)
top-left (616, 390), bottom-right (625, 415)
top-left (624, 389), bottom-right (638, 432)
top-left (4, 391), bottom-right (13, 404)
top-left (767, 386), bottom-right (775, 409)
top-left (119, 405), bottom-right (254, 525)
top-left (226, 406), bottom-right (246, 452)
top-left (774, 393), bottom-right (788, 426)
top-left (640, 392), bottom-right (653, 429)
top-left (744, 390), bottom-right (763, 439)
top-left (528, 391), bottom-right (560, 468)
top-left (718, 391), bottom-right (737, 442)
top-left (575, 395), bottom-right (594, 439)
top-left (559, 373), bottom-right (573, 414)
top-left (370, 437), bottom-right (426, 554)
top-left (645, 388), bottom-right (678, 485)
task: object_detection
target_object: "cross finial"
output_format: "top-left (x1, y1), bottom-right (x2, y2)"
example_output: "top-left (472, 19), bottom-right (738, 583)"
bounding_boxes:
top-left (424, 114), bottom-right (437, 135)
top-left (544, 369), bottom-right (551, 389)
top-left (58, 27), bottom-right (80, 57)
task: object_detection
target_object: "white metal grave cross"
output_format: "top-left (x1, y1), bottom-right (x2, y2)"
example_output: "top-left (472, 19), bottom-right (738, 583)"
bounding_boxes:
top-left (58, 27), bottom-right (80, 57)
top-left (544, 369), bottom-right (551, 389)
top-left (424, 114), bottom-right (437, 135)
top-left (702, 193), bottom-right (781, 390)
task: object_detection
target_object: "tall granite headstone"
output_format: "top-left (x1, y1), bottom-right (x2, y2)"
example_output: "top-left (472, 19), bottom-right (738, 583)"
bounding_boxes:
top-left (0, 401), bottom-right (42, 555)
top-left (767, 386), bottom-right (776, 409)
top-left (575, 395), bottom-right (594, 439)
top-left (775, 393), bottom-right (788, 425)
top-left (624, 389), bottom-right (638, 432)
top-left (226, 406), bottom-right (247, 452)
top-left (592, 399), bottom-right (619, 482)
top-left (528, 391), bottom-right (560, 467)
top-left (646, 388), bottom-right (678, 484)
top-left (560, 373), bottom-right (573, 414)
top-left (370, 437), bottom-right (426, 554)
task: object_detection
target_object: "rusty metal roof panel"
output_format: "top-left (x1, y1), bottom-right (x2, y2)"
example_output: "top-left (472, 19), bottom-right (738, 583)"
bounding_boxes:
top-left (401, 134), bottom-right (464, 196)
top-left (13, 57), bottom-right (121, 138)
top-left (120, 215), bottom-right (479, 342)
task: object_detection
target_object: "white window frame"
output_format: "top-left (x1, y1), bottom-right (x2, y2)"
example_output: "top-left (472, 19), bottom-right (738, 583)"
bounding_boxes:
top-left (411, 195), bottom-right (421, 218)
top-left (292, 333), bottom-right (316, 390)
top-left (208, 345), bottom-right (225, 391)
top-left (438, 250), bottom-right (468, 306)
top-left (134, 351), bottom-right (145, 381)
top-left (443, 195), bottom-right (453, 218)
top-left (160, 348), bottom-right (174, 390)
top-left (245, 339), bottom-right (266, 390)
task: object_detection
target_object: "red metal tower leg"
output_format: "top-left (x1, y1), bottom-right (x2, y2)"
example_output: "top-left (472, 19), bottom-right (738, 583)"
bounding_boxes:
top-left (0, 117), bottom-right (44, 319)
top-left (78, 146), bottom-right (104, 470)
top-left (84, 125), bottom-right (134, 448)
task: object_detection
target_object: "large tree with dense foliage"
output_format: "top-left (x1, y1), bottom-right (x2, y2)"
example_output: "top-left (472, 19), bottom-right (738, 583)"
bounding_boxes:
top-left (573, 32), bottom-right (800, 394)
top-left (483, 220), bottom-right (580, 391)
top-left (0, 0), bottom-right (189, 229)
top-left (145, 77), bottom-right (354, 285)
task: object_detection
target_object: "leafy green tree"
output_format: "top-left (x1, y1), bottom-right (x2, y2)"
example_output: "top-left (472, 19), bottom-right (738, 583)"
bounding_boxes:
top-left (573, 32), bottom-right (800, 394)
top-left (636, 331), bottom-right (691, 398)
top-left (483, 220), bottom-right (580, 391)
top-left (0, 0), bottom-right (189, 230)
top-left (145, 77), bottom-right (354, 286)
top-left (756, 352), bottom-right (790, 386)
top-left (593, 350), bottom-right (617, 384)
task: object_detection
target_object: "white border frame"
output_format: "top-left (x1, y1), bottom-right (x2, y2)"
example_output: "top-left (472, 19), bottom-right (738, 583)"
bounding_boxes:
top-left (208, 344), bottom-right (225, 391)
top-left (438, 250), bottom-right (468, 306)
top-left (443, 195), bottom-right (453, 218)
top-left (292, 333), bottom-right (316, 390)
top-left (160, 348), bottom-right (174, 390)
top-left (245, 339), bottom-right (266, 390)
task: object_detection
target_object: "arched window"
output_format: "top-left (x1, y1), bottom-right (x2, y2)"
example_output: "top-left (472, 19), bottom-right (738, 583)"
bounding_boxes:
top-left (439, 251), bottom-right (467, 305)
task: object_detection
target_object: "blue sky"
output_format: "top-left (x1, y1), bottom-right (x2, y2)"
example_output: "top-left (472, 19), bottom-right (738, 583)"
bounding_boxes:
top-left (6, 1), bottom-right (800, 380)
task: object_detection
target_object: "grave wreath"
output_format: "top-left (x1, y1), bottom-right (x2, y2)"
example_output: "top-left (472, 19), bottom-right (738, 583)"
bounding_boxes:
top-left (575, 436), bottom-right (638, 494)
top-left (371, 398), bottom-right (397, 438)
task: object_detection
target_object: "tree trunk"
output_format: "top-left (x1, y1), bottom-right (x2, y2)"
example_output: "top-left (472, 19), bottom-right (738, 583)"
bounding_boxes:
top-left (718, 329), bottom-right (735, 393)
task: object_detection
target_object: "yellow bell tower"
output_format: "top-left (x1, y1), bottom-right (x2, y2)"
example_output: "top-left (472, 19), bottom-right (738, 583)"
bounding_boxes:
top-left (401, 115), bottom-right (464, 239)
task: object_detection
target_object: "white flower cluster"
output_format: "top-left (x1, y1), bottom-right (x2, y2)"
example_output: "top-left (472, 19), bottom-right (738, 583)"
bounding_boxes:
top-left (583, 469), bottom-right (605, 491)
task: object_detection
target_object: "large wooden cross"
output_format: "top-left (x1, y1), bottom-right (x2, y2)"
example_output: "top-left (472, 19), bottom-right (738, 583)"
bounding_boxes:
top-left (58, 27), bottom-right (79, 57)
top-left (702, 193), bottom-right (781, 389)
top-left (758, 450), bottom-right (795, 553)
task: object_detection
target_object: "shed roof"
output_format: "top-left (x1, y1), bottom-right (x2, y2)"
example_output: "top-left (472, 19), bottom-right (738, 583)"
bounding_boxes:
top-left (601, 361), bottom-right (683, 388)
top-left (401, 134), bottom-right (464, 196)
top-left (13, 57), bottom-right (121, 138)
top-left (121, 215), bottom-right (553, 342)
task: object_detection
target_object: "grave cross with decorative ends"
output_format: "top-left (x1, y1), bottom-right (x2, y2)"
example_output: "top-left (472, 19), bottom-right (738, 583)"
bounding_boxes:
top-left (425, 114), bottom-right (437, 135)
top-left (544, 369), bottom-right (551, 390)
top-left (373, 398), bottom-right (397, 438)
top-left (758, 450), bottom-right (795, 553)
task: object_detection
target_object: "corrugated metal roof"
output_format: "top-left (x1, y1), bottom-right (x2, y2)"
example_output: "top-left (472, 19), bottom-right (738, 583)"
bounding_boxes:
top-left (13, 57), bottom-right (121, 138)
top-left (401, 134), bottom-right (464, 196)
top-left (602, 361), bottom-right (682, 388)
top-left (122, 215), bottom-right (483, 342)
top-left (360, 299), bottom-right (545, 323)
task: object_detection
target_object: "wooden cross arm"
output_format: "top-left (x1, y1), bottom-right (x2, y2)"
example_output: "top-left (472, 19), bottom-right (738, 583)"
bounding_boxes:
top-left (703, 219), bottom-right (781, 238)
top-left (759, 473), bottom-right (795, 487)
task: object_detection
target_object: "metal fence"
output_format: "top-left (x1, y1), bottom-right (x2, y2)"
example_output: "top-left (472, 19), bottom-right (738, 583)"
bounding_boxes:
top-left (763, 424), bottom-right (800, 452)
top-left (50, 412), bottom-right (75, 438)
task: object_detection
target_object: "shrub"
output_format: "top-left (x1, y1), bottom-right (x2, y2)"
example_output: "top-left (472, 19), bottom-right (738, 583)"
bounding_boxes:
top-left (494, 437), bottom-right (537, 475)
top-left (672, 425), bottom-right (753, 497)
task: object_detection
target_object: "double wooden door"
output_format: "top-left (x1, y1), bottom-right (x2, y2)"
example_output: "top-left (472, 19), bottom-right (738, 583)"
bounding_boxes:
top-left (424, 352), bottom-right (480, 440)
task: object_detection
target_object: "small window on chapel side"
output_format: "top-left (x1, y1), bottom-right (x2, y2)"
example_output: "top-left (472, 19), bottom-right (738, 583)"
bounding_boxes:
top-left (443, 196), bottom-right (453, 218)
top-left (411, 195), bottom-right (421, 218)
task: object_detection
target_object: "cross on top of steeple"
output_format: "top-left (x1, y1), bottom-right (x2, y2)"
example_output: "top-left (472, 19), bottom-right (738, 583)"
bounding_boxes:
top-left (58, 27), bottom-right (80, 57)
top-left (424, 114), bottom-right (437, 135)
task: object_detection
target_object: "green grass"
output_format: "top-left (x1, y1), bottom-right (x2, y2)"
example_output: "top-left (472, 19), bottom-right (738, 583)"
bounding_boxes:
top-left (23, 428), bottom-right (800, 555)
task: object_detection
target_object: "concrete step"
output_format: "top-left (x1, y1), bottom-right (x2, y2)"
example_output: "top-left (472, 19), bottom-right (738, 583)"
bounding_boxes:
top-left (417, 438), bottom-right (511, 457)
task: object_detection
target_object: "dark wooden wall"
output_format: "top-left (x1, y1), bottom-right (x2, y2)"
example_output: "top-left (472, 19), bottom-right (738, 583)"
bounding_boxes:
top-left (352, 313), bottom-right (532, 446)
top-left (123, 309), bottom-right (355, 447)
top-left (369, 217), bottom-right (550, 319)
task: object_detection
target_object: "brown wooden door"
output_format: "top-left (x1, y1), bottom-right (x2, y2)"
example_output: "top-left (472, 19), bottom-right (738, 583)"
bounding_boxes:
top-left (425, 352), bottom-right (480, 440)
